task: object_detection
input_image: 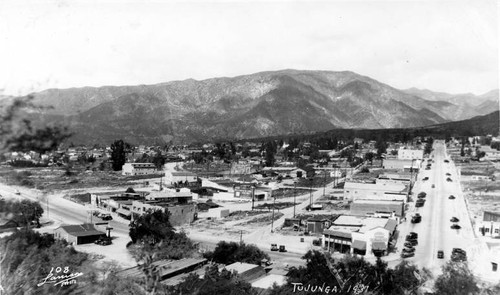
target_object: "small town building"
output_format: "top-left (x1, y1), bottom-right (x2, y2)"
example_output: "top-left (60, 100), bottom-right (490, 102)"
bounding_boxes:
top-left (224, 262), bottom-right (266, 283)
top-left (54, 223), bottom-right (106, 245)
top-left (122, 163), bottom-right (157, 176)
top-left (130, 200), bottom-right (197, 226)
top-left (476, 211), bottom-right (500, 238)
top-left (350, 200), bottom-right (404, 218)
top-left (397, 148), bottom-right (424, 160)
top-left (322, 215), bottom-right (397, 257)
top-left (343, 181), bottom-right (408, 201)
top-left (164, 170), bottom-right (198, 186)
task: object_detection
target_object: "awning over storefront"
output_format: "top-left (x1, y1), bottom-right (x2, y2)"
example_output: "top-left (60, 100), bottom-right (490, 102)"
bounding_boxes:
top-left (116, 208), bottom-right (131, 217)
top-left (372, 241), bottom-right (387, 251)
top-left (352, 240), bottom-right (366, 250)
top-left (324, 230), bottom-right (352, 239)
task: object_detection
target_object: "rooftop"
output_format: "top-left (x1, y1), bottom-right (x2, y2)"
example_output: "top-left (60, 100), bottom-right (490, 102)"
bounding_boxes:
top-left (58, 223), bottom-right (105, 237)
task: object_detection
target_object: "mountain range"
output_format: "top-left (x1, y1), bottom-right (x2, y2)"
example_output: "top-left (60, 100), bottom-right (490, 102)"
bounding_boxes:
top-left (19, 69), bottom-right (499, 144)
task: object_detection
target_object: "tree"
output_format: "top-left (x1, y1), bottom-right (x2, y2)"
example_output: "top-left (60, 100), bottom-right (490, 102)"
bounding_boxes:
top-left (204, 241), bottom-right (269, 265)
top-left (264, 141), bottom-right (276, 167)
top-left (125, 187), bottom-right (136, 193)
top-left (364, 152), bottom-right (375, 165)
top-left (129, 209), bottom-right (174, 244)
top-left (152, 152), bottom-right (165, 170)
top-left (10, 199), bottom-right (44, 227)
top-left (168, 265), bottom-right (256, 295)
top-left (110, 139), bottom-right (130, 171)
top-left (375, 138), bottom-right (387, 158)
top-left (434, 262), bottom-right (479, 295)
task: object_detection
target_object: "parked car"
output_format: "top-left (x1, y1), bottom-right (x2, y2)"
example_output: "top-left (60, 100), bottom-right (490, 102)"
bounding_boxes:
top-left (444, 159), bottom-right (450, 163)
top-left (446, 173), bottom-right (451, 176)
top-left (403, 247), bottom-right (415, 253)
top-left (271, 244), bottom-right (278, 251)
top-left (446, 178), bottom-right (452, 182)
top-left (99, 213), bottom-right (113, 221)
top-left (450, 217), bottom-right (459, 222)
top-left (437, 250), bottom-right (444, 259)
top-left (431, 184), bottom-right (435, 188)
top-left (408, 232), bottom-right (418, 239)
top-left (279, 245), bottom-right (287, 252)
top-left (14, 189), bottom-right (20, 195)
top-left (401, 252), bottom-right (415, 258)
top-left (416, 199), bottom-right (426, 207)
top-left (404, 241), bottom-right (414, 248)
top-left (417, 192), bottom-right (427, 199)
top-left (411, 214), bottom-right (422, 223)
top-left (451, 224), bottom-right (461, 230)
top-left (94, 237), bottom-right (112, 246)
top-left (451, 248), bottom-right (467, 262)
top-left (422, 177), bottom-right (429, 181)
top-left (448, 195), bottom-right (455, 200)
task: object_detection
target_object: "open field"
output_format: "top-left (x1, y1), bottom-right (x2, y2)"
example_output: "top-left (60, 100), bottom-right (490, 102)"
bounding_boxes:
top-left (0, 165), bottom-right (162, 191)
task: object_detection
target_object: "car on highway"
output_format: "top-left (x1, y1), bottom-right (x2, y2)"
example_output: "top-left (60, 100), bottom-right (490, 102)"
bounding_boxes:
top-left (415, 199), bottom-right (426, 207)
top-left (425, 167), bottom-right (431, 170)
top-left (422, 177), bottom-right (429, 181)
top-left (411, 214), bottom-right (422, 223)
top-left (437, 250), bottom-right (444, 259)
top-left (417, 192), bottom-right (426, 199)
top-left (446, 173), bottom-right (451, 176)
top-left (444, 159), bottom-right (450, 163)
top-left (451, 224), bottom-right (461, 230)
top-left (448, 195), bottom-right (456, 200)
top-left (450, 217), bottom-right (460, 222)
top-left (271, 244), bottom-right (278, 251)
top-left (431, 184), bottom-right (435, 188)
top-left (401, 252), bottom-right (415, 258)
top-left (279, 245), bottom-right (287, 252)
top-left (446, 178), bottom-right (452, 182)
top-left (14, 189), bottom-right (21, 195)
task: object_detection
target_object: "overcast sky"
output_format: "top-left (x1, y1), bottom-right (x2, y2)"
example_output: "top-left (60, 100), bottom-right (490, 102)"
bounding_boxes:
top-left (0, 0), bottom-right (498, 96)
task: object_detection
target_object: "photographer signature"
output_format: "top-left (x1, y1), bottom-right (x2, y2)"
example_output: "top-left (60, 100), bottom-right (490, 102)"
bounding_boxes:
top-left (37, 266), bottom-right (83, 287)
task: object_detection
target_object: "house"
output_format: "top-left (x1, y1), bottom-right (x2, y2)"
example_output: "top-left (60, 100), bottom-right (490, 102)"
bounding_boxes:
top-left (476, 211), bottom-right (500, 238)
top-left (121, 163), bottom-right (157, 175)
top-left (54, 223), bottom-right (106, 245)
top-left (322, 215), bottom-right (397, 257)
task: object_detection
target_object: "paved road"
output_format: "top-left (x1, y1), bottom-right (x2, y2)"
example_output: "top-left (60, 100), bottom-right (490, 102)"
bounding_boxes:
top-left (0, 183), bottom-right (130, 235)
top-left (403, 141), bottom-right (476, 273)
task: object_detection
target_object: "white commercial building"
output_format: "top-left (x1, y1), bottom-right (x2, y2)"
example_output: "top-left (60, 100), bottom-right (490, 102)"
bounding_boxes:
top-left (398, 148), bottom-right (424, 160)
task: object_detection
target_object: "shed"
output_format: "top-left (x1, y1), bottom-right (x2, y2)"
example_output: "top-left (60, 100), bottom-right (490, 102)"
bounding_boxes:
top-left (54, 223), bottom-right (106, 245)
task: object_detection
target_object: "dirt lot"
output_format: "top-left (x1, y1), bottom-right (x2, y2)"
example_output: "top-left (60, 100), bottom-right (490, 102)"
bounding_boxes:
top-left (0, 165), bottom-right (161, 192)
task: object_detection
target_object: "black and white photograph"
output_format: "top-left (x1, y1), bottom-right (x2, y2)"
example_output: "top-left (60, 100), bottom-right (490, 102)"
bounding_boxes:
top-left (0, 0), bottom-right (499, 294)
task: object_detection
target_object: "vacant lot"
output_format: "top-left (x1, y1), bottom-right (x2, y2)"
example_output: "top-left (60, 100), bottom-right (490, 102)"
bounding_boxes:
top-left (0, 165), bottom-right (162, 191)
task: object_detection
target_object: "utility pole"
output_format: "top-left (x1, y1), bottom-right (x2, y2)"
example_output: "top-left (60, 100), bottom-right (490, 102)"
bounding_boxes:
top-left (251, 186), bottom-right (255, 211)
top-left (293, 181), bottom-right (297, 218)
top-left (271, 191), bottom-right (277, 233)
top-left (309, 178), bottom-right (313, 209)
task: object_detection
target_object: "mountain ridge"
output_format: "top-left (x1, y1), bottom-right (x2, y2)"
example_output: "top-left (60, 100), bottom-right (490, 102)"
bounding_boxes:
top-left (18, 69), bottom-right (498, 145)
